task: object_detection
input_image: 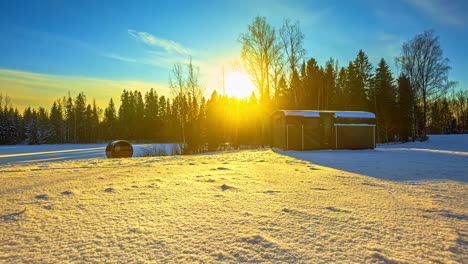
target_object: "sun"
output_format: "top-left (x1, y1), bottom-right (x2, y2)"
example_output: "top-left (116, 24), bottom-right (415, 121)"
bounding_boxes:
top-left (224, 71), bottom-right (256, 98)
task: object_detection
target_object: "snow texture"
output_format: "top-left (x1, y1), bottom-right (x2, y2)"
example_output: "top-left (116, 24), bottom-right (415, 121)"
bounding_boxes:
top-left (0, 135), bottom-right (466, 263)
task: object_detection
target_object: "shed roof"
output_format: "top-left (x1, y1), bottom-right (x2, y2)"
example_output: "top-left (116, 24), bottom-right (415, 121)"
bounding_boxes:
top-left (275, 110), bottom-right (375, 119)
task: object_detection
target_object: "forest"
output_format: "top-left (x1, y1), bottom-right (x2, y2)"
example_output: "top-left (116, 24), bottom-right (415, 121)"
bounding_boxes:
top-left (1, 17), bottom-right (467, 153)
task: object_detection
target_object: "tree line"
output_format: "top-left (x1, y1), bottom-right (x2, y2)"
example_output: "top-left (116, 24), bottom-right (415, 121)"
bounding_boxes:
top-left (0, 86), bottom-right (265, 153)
top-left (1, 16), bottom-right (467, 149)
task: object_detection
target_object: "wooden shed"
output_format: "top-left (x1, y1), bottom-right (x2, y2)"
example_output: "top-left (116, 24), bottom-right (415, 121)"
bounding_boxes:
top-left (271, 110), bottom-right (376, 150)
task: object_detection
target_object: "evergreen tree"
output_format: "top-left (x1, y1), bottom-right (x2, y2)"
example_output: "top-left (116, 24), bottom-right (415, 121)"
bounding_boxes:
top-left (158, 95), bottom-right (168, 141)
top-left (303, 58), bottom-right (322, 109)
top-left (274, 75), bottom-right (288, 109)
top-left (373, 58), bottom-right (396, 142)
top-left (118, 90), bottom-right (132, 139)
top-left (397, 75), bottom-right (415, 141)
top-left (74, 92), bottom-right (87, 143)
top-left (206, 90), bottom-right (222, 150)
top-left (144, 89), bottom-right (159, 141)
top-left (90, 100), bottom-right (100, 142)
top-left (347, 50), bottom-right (372, 110)
top-left (64, 94), bottom-right (74, 143)
top-left (0, 105), bottom-right (22, 144)
top-left (49, 101), bottom-right (64, 143)
top-left (133, 91), bottom-right (145, 140)
top-left (103, 98), bottom-right (117, 141)
top-left (323, 59), bottom-right (337, 110)
top-left (334, 67), bottom-right (348, 110)
top-left (289, 68), bottom-right (301, 109)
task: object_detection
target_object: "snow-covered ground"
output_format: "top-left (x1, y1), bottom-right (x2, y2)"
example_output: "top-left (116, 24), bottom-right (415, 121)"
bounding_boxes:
top-left (280, 134), bottom-right (468, 182)
top-left (0, 135), bottom-right (467, 263)
top-left (0, 143), bottom-right (180, 164)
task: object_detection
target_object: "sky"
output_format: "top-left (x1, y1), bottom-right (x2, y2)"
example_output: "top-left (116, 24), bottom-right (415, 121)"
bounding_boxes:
top-left (0, 0), bottom-right (467, 110)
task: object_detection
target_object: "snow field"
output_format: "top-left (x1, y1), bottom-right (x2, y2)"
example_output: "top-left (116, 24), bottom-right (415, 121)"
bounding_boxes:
top-left (0, 143), bottom-right (180, 164)
top-left (0, 144), bottom-right (466, 263)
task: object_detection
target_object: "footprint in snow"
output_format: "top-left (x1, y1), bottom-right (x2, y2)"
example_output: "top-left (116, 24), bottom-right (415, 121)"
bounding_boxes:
top-left (61, 191), bottom-right (73, 195)
top-left (325, 207), bottom-right (351, 213)
top-left (200, 179), bottom-right (216, 182)
top-left (221, 184), bottom-right (234, 191)
top-left (104, 188), bottom-right (114, 192)
top-left (35, 195), bottom-right (49, 200)
top-left (217, 167), bottom-right (230, 170)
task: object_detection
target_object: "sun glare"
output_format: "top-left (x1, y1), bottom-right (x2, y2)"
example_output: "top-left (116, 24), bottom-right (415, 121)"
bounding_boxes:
top-left (224, 71), bottom-right (256, 98)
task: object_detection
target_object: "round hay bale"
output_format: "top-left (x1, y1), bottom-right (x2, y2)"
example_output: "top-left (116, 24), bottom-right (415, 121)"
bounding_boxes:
top-left (105, 140), bottom-right (133, 158)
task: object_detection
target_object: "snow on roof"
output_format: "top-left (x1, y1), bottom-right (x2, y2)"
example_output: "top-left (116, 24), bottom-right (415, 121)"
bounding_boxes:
top-left (333, 111), bottom-right (375, 118)
top-left (280, 111), bottom-right (320, 117)
top-left (277, 110), bottom-right (375, 119)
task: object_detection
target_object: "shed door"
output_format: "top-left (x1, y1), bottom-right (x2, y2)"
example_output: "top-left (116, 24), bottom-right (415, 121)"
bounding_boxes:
top-left (303, 118), bottom-right (321, 150)
top-left (287, 125), bottom-right (303, 150)
top-left (319, 112), bottom-right (335, 149)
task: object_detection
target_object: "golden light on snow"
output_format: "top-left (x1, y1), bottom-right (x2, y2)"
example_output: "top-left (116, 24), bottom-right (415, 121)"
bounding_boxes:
top-left (1, 135), bottom-right (467, 263)
top-left (224, 71), bottom-right (256, 98)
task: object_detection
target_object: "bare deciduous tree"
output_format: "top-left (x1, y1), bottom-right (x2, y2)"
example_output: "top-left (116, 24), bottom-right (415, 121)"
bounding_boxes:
top-left (169, 57), bottom-right (202, 144)
top-left (279, 19), bottom-right (305, 108)
top-left (279, 19), bottom-right (306, 79)
top-left (396, 30), bottom-right (456, 138)
top-left (239, 16), bottom-right (279, 103)
top-left (169, 63), bottom-right (186, 98)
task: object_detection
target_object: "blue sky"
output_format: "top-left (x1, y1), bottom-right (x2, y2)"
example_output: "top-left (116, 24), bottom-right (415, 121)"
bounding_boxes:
top-left (0, 0), bottom-right (467, 109)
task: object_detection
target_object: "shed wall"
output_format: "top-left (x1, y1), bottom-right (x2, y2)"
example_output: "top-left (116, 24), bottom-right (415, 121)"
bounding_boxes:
top-left (335, 125), bottom-right (375, 149)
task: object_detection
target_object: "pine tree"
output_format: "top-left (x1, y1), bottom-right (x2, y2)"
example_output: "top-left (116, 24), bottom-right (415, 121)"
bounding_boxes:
top-left (103, 98), bottom-right (117, 141)
top-left (158, 95), bottom-right (168, 142)
top-left (303, 58), bottom-right (322, 109)
top-left (274, 75), bottom-right (288, 109)
top-left (334, 67), bottom-right (348, 110)
top-left (90, 100), bottom-right (100, 142)
top-left (347, 50), bottom-right (372, 110)
top-left (397, 75), bottom-right (415, 141)
top-left (373, 59), bottom-right (396, 142)
top-left (206, 90), bottom-right (222, 150)
top-left (144, 88), bottom-right (159, 141)
top-left (133, 91), bottom-right (145, 140)
top-left (64, 94), bottom-right (74, 143)
top-left (289, 68), bottom-right (301, 109)
top-left (74, 92), bottom-right (87, 143)
top-left (118, 90), bottom-right (131, 139)
top-left (323, 59), bottom-right (336, 110)
top-left (49, 101), bottom-right (64, 143)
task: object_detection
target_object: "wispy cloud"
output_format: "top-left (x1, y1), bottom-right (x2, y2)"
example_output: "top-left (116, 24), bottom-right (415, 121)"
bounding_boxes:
top-left (128, 29), bottom-right (191, 55)
top-left (406, 0), bottom-right (466, 27)
top-left (102, 30), bottom-right (197, 70)
top-left (0, 69), bottom-right (169, 110)
top-left (102, 51), bottom-right (202, 71)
